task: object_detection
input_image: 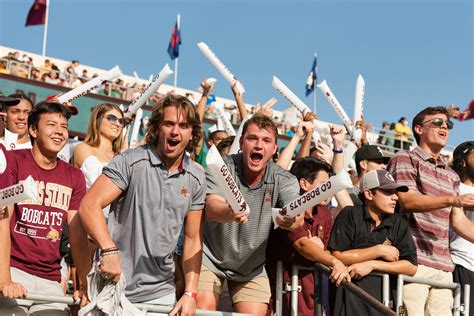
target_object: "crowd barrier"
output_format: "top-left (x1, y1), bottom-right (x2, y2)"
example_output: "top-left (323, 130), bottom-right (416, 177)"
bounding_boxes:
top-left (0, 292), bottom-right (253, 316)
top-left (275, 261), bottom-right (470, 316)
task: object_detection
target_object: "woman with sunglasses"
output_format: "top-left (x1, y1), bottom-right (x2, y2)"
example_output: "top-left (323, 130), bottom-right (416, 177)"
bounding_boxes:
top-left (73, 103), bottom-right (125, 198)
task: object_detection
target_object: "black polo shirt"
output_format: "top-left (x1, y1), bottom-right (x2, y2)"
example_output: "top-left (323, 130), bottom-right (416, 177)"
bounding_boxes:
top-left (328, 205), bottom-right (417, 316)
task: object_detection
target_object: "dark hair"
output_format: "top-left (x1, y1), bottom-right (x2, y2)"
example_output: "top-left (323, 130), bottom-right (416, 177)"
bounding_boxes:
top-left (290, 157), bottom-right (334, 185)
top-left (241, 114), bottom-right (278, 141)
top-left (216, 136), bottom-right (235, 156)
top-left (209, 130), bottom-right (228, 142)
top-left (358, 188), bottom-right (377, 204)
top-left (27, 102), bottom-right (71, 143)
top-left (145, 94), bottom-right (202, 151)
top-left (451, 144), bottom-right (474, 181)
top-left (7, 93), bottom-right (33, 108)
top-left (412, 106), bottom-right (449, 144)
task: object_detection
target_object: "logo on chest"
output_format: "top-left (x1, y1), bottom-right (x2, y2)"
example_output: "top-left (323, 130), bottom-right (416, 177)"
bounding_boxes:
top-left (180, 186), bottom-right (190, 198)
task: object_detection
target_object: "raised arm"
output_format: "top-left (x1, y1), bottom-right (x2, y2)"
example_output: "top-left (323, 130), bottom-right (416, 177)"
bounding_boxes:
top-left (296, 111), bottom-right (317, 159)
top-left (231, 81), bottom-right (248, 121)
top-left (277, 121), bottom-right (313, 169)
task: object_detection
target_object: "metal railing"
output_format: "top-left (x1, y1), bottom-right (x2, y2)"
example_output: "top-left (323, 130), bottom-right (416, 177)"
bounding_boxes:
top-left (275, 261), bottom-right (471, 316)
top-left (0, 292), bottom-right (253, 315)
top-left (275, 261), bottom-right (397, 316)
top-left (396, 274), bottom-right (470, 316)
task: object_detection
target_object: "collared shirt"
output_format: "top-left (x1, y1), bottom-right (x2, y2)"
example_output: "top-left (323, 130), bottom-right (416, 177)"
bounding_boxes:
top-left (388, 146), bottom-right (460, 272)
top-left (203, 153), bottom-right (300, 281)
top-left (103, 144), bottom-right (206, 303)
top-left (328, 205), bottom-right (417, 316)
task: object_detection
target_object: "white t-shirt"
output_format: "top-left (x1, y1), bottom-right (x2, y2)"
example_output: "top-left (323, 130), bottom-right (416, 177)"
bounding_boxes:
top-left (450, 182), bottom-right (474, 271)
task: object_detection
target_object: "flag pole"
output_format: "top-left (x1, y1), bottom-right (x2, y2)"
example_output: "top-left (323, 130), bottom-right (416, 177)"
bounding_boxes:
top-left (173, 13), bottom-right (180, 88)
top-left (41, 0), bottom-right (50, 57)
top-left (313, 53), bottom-right (317, 114)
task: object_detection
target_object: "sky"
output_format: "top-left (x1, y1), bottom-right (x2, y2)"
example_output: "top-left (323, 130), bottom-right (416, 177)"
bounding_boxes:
top-left (0, 0), bottom-right (472, 148)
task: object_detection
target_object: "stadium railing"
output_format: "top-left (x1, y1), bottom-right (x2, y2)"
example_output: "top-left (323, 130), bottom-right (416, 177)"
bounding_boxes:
top-left (0, 292), bottom-right (253, 316)
top-left (275, 261), bottom-right (470, 316)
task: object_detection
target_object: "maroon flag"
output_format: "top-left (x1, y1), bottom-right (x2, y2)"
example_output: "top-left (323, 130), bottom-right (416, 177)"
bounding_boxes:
top-left (25, 0), bottom-right (47, 26)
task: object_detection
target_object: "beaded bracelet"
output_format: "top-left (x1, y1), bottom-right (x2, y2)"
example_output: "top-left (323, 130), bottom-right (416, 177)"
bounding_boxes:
top-left (101, 250), bottom-right (119, 257)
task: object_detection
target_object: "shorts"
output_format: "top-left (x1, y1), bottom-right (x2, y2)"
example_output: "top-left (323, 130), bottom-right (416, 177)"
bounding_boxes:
top-left (198, 264), bottom-right (271, 304)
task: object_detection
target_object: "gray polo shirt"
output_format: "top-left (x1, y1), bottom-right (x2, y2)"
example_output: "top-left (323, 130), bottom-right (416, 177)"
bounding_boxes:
top-left (203, 153), bottom-right (300, 281)
top-left (103, 144), bottom-right (206, 303)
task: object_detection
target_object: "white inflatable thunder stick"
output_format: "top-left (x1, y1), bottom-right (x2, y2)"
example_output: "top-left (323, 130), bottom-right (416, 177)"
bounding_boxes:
top-left (206, 146), bottom-right (250, 215)
top-left (271, 171), bottom-right (352, 228)
top-left (272, 76), bottom-right (321, 144)
top-left (0, 176), bottom-right (38, 208)
top-left (57, 66), bottom-right (122, 104)
top-left (197, 42), bottom-right (245, 94)
top-left (317, 80), bottom-right (354, 136)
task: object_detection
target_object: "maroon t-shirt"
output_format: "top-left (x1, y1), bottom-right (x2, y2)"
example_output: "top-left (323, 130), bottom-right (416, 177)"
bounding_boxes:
top-left (7, 149), bottom-right (85, 281)
top-left (266, 205), bottom-right (333, 316)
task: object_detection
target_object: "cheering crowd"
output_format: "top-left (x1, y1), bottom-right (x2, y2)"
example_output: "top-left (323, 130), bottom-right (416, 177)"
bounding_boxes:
top-left (0, 73), bottom-right (473, 316)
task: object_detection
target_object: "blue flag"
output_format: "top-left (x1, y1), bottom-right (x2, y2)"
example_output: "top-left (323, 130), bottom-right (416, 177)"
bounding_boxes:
top-left (167, 20), bottom-right (181, 60)
top-left (305, 54), bottom-right (318, 97)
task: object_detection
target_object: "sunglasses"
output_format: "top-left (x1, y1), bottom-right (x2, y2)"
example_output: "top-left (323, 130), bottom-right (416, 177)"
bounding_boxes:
top-left (104, 114), bottom-right (125, 127)
top-left (421, 117), bottom-right (454, 130)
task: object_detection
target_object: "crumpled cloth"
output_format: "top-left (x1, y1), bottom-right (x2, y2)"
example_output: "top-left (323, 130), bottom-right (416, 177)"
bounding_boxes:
top-left (79, 260), bottom-right (144, 316)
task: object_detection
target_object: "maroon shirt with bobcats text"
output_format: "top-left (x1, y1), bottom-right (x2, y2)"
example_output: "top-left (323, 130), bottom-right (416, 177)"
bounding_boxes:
top-left (6, 149), bottom-right (85, 281)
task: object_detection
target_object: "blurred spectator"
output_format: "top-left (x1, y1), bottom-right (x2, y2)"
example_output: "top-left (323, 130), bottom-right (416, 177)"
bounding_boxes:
top-left (44, 70), bottom-right (61, 85)
top-left (64, 60), bottom-right (80, 77)
top-left (79, 69), bottom-right (89, 83)
top-left (394, 116), bottom-right (412, 151)
top-left (0, 60), bottom-right (9, 74)
top-left (376, 121), bottom-right (390, 147)
top-left (30, 68), bottom-right (41, 81)
top-left (41, 59), bottom-right (52, 72)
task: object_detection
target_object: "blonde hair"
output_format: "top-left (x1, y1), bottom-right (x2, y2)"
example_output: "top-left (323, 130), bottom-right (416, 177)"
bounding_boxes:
top-left (84, 103), bottom-right (124, 154)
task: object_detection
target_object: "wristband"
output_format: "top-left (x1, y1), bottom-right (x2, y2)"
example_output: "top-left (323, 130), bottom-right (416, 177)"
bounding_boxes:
top-left (100, 247), bottom-right (119, 256)
top-left (183, 291), bottom-right (198, 299)
top-left (332, 148), bottom-right (344, 154)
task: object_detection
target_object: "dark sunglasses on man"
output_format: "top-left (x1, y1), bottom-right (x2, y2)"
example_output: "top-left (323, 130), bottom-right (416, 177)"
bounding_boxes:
top-left (421, 117), bottom-right (454, 130)
top-left (105, 114), bottom-right (125, 127)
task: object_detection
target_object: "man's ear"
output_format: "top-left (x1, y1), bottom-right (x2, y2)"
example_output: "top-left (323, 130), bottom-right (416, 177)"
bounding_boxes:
top-left (364, 189), bottom-right (374, 201)
top-left (299, 178), bottom-right (309, 191)
top-left (413, 125), bottom-right (423, 139)
top-left (29, 125), bottom-right (37, 139)
top-left (360, 160), bottom-right (368, 172)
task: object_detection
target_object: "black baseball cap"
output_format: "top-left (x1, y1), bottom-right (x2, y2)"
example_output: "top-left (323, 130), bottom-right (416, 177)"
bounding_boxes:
top-left (360, 170), bottom-right (408, 192)
top-left (355, 145), bottom-right (390, 166)
top-left (453, 141), bottom-right (474, 162)
top-left (0, 92), bottom-right (20, 106)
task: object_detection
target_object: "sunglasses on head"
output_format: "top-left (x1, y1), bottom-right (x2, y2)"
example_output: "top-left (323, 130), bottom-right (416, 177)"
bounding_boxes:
top-left (104, 114), bottom-right (125, 127)
top-left (421, 117), bottom-right (454, 130)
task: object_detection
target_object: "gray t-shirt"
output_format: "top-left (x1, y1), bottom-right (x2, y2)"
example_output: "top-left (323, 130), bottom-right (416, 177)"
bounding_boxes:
top-left (203, 153), bottom-right (300, 281)
top-left (103, 144), bottom-right (206, 303)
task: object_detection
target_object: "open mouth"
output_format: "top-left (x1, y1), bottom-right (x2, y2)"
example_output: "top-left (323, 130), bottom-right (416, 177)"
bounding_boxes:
top-left (438, 131), bottom-right (447, 138)
top-left (166, 138), bottom-right (180, 150)
top-left (51, 137), bottom-right (63, 145)
top-left (250, 152), bottom-right (263, 165)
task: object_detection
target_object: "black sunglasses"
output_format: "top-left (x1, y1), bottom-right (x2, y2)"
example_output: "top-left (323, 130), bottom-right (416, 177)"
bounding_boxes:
top-left (104, 114), bottom-right (125, 127)
top-left (421, 117), bottom-right (454, 130)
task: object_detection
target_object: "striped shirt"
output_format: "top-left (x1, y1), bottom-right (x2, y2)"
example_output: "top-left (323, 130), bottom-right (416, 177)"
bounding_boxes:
top-left (387, 146), bottom-right (460, 272)
top-left (203, 153), bottom-right (300, 281)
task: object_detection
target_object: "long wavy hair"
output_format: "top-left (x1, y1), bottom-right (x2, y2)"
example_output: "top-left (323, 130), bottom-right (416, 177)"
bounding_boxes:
top-left (145, 94), bottom-right (202, 152)
top-left (83, 103), bottom-right (124, 154)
